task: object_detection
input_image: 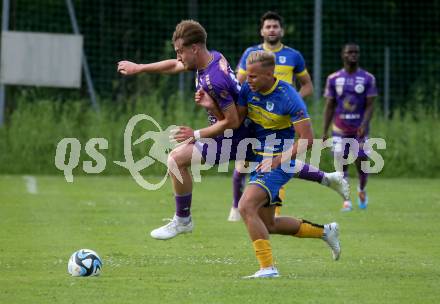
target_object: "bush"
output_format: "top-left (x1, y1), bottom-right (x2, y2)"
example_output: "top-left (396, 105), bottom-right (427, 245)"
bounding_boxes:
top-left (1, 96), bottom-right (439, 178)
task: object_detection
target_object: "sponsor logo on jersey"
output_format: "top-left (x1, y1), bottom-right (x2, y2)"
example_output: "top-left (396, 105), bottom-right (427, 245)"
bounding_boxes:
top-left (336, 77), bottom-right (345, 96)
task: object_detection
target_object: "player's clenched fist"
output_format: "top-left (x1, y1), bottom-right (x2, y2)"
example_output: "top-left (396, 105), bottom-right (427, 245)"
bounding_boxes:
top-left (117, 61), bottom-right (140, 75)
top-left (170, 126), bottom-right (196, 143)
top-left (195, 89), bottom-right (215, 110)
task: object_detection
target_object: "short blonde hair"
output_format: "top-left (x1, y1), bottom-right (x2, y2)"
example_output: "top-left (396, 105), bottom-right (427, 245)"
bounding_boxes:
top-left (246, 50), bottom-right (276, 68)
top-left (172, 20), bottom-right (207, 46)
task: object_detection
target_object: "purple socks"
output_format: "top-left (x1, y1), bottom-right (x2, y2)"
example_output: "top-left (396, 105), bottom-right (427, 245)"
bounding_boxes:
top-left (296, 163), bottom-right (325, 183)
top-left (232, 169), bottom-right (246, 208)
top-left (175, 193), bottom-right (192, 218)
top-left (359, 171), bottom-right (368, 191)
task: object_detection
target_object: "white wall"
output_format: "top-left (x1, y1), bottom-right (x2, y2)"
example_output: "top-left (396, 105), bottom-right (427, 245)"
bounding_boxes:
top-left (0, 31), bottom-right (83, 88)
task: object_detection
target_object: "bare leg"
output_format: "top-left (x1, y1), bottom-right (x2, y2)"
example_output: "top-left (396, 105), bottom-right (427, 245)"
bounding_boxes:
top-left (167, 143), bottom-right (201, 195)
top-left (150, 143), bottom-right (203, 240)
top-left (238, 185), bottom-right (271, 241)
top-left (258, 207), bottom-right (302, 235)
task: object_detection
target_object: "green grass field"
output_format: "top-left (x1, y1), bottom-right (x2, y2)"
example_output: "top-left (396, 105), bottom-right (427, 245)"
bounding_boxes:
top-left (1, 175), bottom-right (439, 303)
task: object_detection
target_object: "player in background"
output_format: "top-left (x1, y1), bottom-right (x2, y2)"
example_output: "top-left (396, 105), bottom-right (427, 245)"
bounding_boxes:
top-left (118, 20), bottom-right (249, 240)
top-left (323, 43), bottom-right (377, 211)
top-left (236, 51), bottom-right (340, 278)
top-left (228, 11), bottom-right (348, 221)
top-left (236, 11), bottom-right (313, 95)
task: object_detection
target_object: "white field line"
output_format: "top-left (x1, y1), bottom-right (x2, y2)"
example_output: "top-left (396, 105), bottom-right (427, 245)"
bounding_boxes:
top-left (23, 175), bottom-right (38, 194)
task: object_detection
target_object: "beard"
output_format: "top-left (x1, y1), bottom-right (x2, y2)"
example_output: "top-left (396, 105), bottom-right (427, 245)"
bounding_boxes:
top-left (265, 35), bottom-right (281, 45)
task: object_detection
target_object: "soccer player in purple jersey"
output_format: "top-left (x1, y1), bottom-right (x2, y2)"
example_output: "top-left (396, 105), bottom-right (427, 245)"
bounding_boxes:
top-left (323, 43), bottom-right (377, 211)
top-left (118, 20), bottom-right (251, 240)
top-left (228, 11), bottom-right (349, 221)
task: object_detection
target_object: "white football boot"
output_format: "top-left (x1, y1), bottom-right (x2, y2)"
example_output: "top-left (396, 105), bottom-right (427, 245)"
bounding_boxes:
top-left (322, 222), bottom-right (341, 261)
top-left (243, 266), bottom-right (280, 279)
top-left (227, 206), bottom-right (241, 222)
top-left (150, 215), bottom-right (193, 240)
top-left (324, 172), bottom-right (350, 201)
top-left (341, 200), bottom-right (353, 212)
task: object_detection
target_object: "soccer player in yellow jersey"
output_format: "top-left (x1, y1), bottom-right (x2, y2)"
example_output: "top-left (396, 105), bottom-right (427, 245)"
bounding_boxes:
top-left (237, 11), bottom-right (313, 96)
top-left (201, 50), bottom-right (341, 278)
top-left (228, 11), bottom-right (348, 221)
top-left (238, 51), bottom-right (340, 278)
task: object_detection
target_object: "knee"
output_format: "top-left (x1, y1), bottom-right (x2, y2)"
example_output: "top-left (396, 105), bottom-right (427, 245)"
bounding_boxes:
top-left (238, 202), bottom-right (247, 218)
top-left (167, 150), bottom-right (185, 169)
top-left (238, 200), bottom-right (256, 220)
top-left (264, 221), bottom-right (277, 234)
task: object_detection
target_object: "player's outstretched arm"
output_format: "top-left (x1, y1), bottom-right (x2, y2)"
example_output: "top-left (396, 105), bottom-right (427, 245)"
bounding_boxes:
top-left (117, 59), bottom-right (185, 75)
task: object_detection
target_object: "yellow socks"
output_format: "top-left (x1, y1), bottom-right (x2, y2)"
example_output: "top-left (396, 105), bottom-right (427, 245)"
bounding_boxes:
top-left (294, 219), bottom-right (324, 238)
top-left (253, 239), bottom-right (273, 268)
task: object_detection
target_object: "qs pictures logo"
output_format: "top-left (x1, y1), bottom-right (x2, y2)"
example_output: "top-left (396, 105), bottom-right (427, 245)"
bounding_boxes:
top-left (55, 114), bottom-right (184, 190)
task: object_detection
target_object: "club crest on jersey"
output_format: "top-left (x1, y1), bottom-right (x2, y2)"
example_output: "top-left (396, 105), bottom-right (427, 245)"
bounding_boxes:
top-left (355, 84), bottom-right (365, 93)
top-left (279, 56), bottom-right (286, 64)
top-left (266, 101), bottom-right (274, 112)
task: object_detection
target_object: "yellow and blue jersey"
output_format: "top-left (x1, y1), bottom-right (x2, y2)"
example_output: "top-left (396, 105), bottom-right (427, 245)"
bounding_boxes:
top-left (237, 44), bottom-right (308, 84)
top-left (238, 78), bottom-right (310, 155)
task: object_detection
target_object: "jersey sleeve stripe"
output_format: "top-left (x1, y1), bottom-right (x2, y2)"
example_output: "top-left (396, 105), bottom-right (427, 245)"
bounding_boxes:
top-left (291, 117), bottom-right (311, 125)
top-left (220, 102), bottom-right (234, 111)
top-left (295, 69), bottom-right (308, 77)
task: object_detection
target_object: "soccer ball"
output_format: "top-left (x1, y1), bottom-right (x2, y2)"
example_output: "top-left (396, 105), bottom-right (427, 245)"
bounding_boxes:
top-left (68, 249), bottom-right (102, 277)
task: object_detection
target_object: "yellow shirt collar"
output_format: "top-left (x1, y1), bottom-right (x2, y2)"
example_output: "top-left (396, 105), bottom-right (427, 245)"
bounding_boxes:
top-left (262, 43), bottom-right (284, 53)
top-left (261, 78), bottom-right (279, 95)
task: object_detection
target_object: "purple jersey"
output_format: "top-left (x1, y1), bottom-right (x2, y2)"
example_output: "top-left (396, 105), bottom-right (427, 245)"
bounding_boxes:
top-left (194, 51), bottom-right (251, 164)
top-left (324, 68), bottom-right (377, 135)
top-left (196, 51), bottom-right (241, 127)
